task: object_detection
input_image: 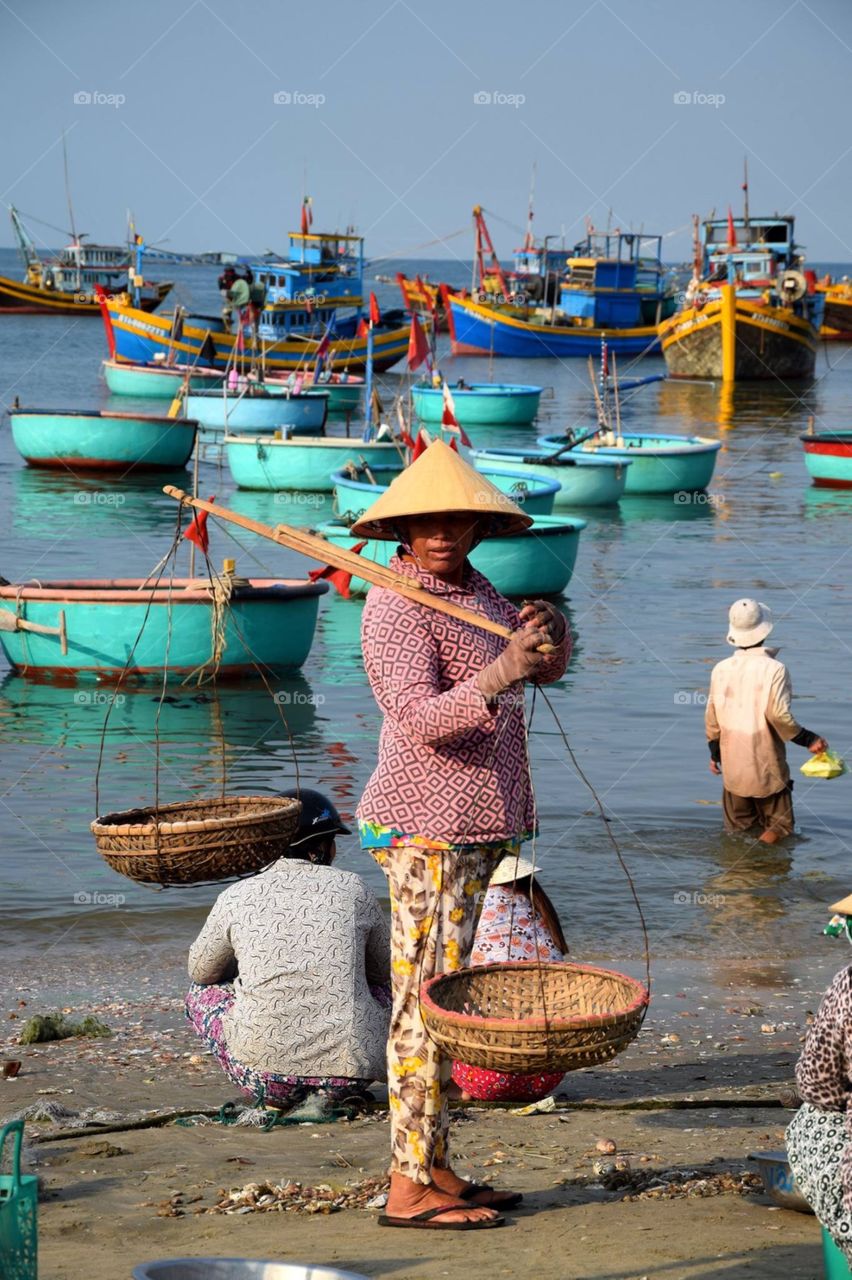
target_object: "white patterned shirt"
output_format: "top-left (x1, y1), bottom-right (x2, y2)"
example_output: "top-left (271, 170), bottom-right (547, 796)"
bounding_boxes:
top-left (188, 859), bottom-right (390, 1079)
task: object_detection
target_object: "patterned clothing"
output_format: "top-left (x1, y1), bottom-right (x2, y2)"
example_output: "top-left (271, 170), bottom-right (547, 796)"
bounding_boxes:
top-left (358, 553), bottom-right (569, 846)
top-left (705, 648), bottom-right (804, 798)
top-left (452, 884), bottom-right (566, 1102)
top-left (788, 964), bottom-right (852, 1237)
top-left (373, 843), bottom-right (501, 1182)
top-left (185, 982), bottom-right (386, 1106)
top-left (187, 858), bottom-right (391, 1079)
top-left (787, 1103), bottom-right (852, 1256)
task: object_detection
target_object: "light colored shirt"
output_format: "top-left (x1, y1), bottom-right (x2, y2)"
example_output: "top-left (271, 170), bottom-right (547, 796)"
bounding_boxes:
top-left (471, 885), bottom-right (565, 965)
top-left (705, 647), bottom-right (803, 798)
top-left (187, 859), bottom-right (390, 1079)
top-left (358, 554), bottom-right (570, 846)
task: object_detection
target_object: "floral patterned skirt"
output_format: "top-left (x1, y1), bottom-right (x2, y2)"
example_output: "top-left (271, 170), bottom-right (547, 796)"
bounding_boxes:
top-left (786, 1102), bottom-right (852, 1256)
top-left (185, 982), bottom-right (390, 1107)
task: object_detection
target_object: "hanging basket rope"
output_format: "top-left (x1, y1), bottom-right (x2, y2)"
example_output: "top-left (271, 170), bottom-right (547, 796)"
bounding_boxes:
top-left (420, 961), bottom-right (648, 1074)
top-left (91, 795), bottom-right (301, 887)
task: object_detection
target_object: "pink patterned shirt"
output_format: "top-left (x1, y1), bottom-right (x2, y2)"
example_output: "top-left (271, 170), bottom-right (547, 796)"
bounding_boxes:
top-left (357, 554), bottom-right (570, 846)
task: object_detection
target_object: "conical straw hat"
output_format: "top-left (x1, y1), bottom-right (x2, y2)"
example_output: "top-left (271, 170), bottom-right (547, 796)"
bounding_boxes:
top-left (830, 894), bottom-right (852, 916)
top-left (349, 439), bottom-right (533, 540)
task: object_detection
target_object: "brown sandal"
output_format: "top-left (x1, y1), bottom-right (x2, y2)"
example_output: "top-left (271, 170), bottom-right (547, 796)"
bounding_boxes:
top-left (378, 1204), bottom-right (505, 1230)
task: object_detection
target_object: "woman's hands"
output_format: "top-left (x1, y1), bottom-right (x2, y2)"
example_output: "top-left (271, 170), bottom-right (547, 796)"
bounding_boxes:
top-left (518, 600), bottom-right (566, 642)
top-left (477, 625), bottom-right (551, 701)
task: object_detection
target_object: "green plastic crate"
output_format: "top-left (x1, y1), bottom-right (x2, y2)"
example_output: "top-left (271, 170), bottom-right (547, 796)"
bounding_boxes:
top-left (0, 1119), bottom-right (37, 1280)
top-left (823, 1228), bottom-right (852, 1279)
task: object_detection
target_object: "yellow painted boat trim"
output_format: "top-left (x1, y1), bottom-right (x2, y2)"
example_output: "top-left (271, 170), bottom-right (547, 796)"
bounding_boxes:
top-left (660, 302), bottom-right (816, 353)
top-left (454, 293), bottom-right (658, 339)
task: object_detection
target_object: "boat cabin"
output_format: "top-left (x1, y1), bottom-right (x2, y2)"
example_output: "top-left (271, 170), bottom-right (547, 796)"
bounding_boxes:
top-left (252, 229), bottom-right (366, 338)
top-left (559, 232), bottom-right (669, 327)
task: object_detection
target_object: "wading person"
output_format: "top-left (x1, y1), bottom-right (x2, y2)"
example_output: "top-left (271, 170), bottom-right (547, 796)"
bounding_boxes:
top-left (354, 440), bottom-right (571, 1229)
top-left (705, 599), bottom-right (827, 844)
top-left (185, 788), bottom-right (391, 1110)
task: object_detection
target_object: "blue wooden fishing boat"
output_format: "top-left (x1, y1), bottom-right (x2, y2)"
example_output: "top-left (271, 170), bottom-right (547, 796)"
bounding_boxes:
top-left (472, 447), bottom-right (629, 507)
top-left (316, 513), bottom-right (586, 598)
top-left (801, 430), bottom-right (852, 487)
top-left (444, 229), bottom-right (675, 359)
top-left (411, 381), bottom-right (543, 426)
top-left (104, 222), bottom-right (408, 373)
top-left (183, 388), bottom-right (329, 434)
top-left (103, 358), bottom-right (224, 397)
top-left (7, 408), bottom-right (198, 471)
top-left (332, 463), bottom-right (559, 518)
top-left (537, 431), bottom-right (721, 495)
top-left (0, 577), bottom-right (329, 678)
top-left (226, 433), bottom-right (402, 492)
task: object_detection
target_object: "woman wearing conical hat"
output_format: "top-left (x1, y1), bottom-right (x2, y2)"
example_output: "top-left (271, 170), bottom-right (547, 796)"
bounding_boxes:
top-left (354, 441), bottom-right (571, 1229)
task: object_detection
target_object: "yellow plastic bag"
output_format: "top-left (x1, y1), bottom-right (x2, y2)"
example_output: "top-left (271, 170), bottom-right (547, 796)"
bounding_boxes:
top-left (801, 751), bottom-right (847, 780)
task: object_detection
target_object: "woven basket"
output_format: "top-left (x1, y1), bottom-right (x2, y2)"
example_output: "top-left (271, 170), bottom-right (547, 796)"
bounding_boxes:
top-left (420, 961), bottom-right (649, 1074)
top-left (91, 795), bottom-right (302, 887)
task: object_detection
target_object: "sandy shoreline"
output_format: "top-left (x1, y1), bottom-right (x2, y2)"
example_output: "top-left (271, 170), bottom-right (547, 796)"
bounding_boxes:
top-left (1, 949), bottom-right (841, 1277)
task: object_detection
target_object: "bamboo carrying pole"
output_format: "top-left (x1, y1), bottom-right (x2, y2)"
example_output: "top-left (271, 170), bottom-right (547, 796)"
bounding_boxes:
top-left (162, 488), bottom-right (556, 651)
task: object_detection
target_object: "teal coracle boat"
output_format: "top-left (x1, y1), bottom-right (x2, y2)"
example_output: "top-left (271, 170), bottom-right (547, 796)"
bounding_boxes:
top-left (472, 447), bottom-right (629, 507)
top-left (102, 358), bottom-right (224, 397)
top-left (331, 463), bottom-right (559, 518)
top-left (0, 578), bottom-right (329, 679)
top-left (317, 514), bottom-right (585, 598)
top-left (411, 382), bottom-right (543, 426)
top-left (801, 431), bottom-right (852, 487)
top-left (264, 372), bottom-right (364, 414)
top-left (8, 408), bottom-right (198, 471)
top-left (226, 434), bottom-right (403, 492)
top-left (183, 388), bottom-right (329, 434)
top-left (537, 431), bottom-right (721, 495)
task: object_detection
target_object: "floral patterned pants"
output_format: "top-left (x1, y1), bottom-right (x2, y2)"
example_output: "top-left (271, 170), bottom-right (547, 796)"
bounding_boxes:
top-left (372, 843), bottom-right (501, 1184)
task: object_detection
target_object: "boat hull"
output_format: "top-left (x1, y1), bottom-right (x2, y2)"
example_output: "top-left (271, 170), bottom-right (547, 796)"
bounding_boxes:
top-left (103, 359), bottom-right (224, 397)
top-left (0, 579), bottom-right (328, 678)
top-left (411, 383), bottom-right (543, 426)
top-left (263, 378), bottom-right (362, 413)
top-left (8, 410), bottom-right (197, 471)
top-left (106, 300), bottom-right (409, 373)
top-left (317, 514), bottom-right (585, 598)
top-left (332, 464), bottom-right (559, 518)
top-left (0, 275), bottom-right (171, 316)
top-left (226, 435), bottom-right (402, 491)
top-left (659, 298), bottom-right (817, 379)
top-left (183, 390), bottom-right (329, 433)
top-left (801, 434), bottom-right (852, 487)
top-left (446, 293), bottom-right (660, 358)
top-left (537, 432), bottom-right (721, 495)
top-left (817, 287), bottom-right (852, 340)
top-left (472, 450), bottom-right (629, 507)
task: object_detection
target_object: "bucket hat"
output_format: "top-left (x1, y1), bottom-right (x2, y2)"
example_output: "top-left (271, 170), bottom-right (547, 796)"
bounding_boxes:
top-left (349, 439), bottom-right (532, 540)
top-left (727, 598), bottom-right (774, 647)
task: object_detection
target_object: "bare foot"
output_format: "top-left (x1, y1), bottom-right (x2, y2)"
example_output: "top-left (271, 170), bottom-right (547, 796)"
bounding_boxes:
top-left (759, 829), bottom-right (781, 845)
top-left (385, 1172), bottom-right (497, 1224)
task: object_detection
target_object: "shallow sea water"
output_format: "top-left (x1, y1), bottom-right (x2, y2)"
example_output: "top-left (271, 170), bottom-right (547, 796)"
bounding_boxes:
top-left (2, 249), bottom-right (851, 995)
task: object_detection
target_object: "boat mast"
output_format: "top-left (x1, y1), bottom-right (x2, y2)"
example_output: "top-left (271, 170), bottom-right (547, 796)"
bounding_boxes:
top-left (62, 131), bottom-right (81, 291)
top-left (742, 157), bottom-right (750, 235)
top-left (8, 207), bottom-right (40, 274)
top-left (524, 160), bottom-right (537, 252)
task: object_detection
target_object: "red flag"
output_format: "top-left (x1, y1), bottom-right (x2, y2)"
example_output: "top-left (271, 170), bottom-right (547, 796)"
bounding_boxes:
top-left (184, 495), bottom-right (215, 555)
top-left (300, 197), bottom-right (312, 235)
top-left (399, 428), bottom-right (416, 450)
top-left (727, 206), bottom-right (737, 248)
top-left (357, 317), bottom-right (369, 339)
top-left (308, 541), bottom-right (366, 599)
top-left (412, 429), bottom-right (430, 460)
top-left (369, 292), bottom-right (381, 326)
top-left (440, 383), bottom-right (472, 447)
top-left (407, 314), bottom-right (429, 370)
top-left (448, 436), bottom-right (459, 452)
top-left (316, 330), bottom-right (331, 360)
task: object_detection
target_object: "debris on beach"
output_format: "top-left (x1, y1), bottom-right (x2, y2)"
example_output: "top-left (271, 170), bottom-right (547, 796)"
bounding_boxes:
top-left (597, 1164), bottom-right (763, 1200)
top-left (18, 1013), bottom-right (112, 1044)
top-left (201, 1175), bottom-right (391, 1216)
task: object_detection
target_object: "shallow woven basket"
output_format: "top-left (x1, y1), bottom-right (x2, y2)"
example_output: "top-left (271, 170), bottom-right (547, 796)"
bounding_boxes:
top-left (91, 795), bottom-right (302, 887)
top-left (420, 961), bottom-right (649, 1074)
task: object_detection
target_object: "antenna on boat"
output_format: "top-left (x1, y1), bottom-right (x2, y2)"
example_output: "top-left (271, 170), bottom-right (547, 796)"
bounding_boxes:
top-left (524, 160), bottom-right (537, 251)
top-left (61, 130), bottom-right (81, 291)
top-left (742, 156), bottom-right (750, 233)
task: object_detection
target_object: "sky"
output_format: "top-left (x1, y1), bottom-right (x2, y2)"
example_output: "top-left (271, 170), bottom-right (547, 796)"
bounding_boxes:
top-left (2, 0), bottom-right (852, 266)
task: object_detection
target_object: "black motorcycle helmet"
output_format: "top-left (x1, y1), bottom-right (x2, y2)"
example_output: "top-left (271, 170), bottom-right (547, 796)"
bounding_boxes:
top-left (281, 787), bottom-right (351, 858)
